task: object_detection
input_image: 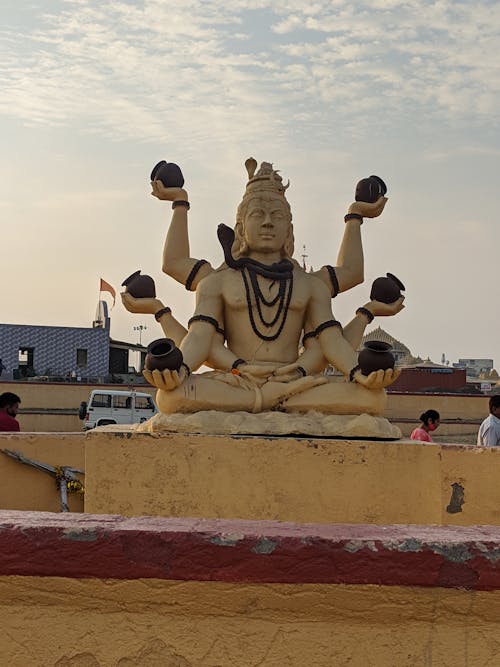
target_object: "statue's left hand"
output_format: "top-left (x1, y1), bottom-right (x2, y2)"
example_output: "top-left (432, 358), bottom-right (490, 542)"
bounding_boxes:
top-left (121, 292), bottom-right (164, 315)
top-left (353, 367), bottom-right (401, 389)
top-left (143, 367), bottom-right (187, 391)
top-left (348, 196), bottom-right (387, 219)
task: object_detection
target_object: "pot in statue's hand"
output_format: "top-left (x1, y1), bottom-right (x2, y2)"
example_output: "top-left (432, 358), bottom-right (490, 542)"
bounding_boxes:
top-left (355, 175), bottom-right (387, 203)
top-left (145, 338), bottom-right (183, 372)
top-left (358, 341), bottom-right (395, 376)
top-left (369, 272), bottom-right (405, 304)
top-left (122, 270), bottom-right (156, 298)
top-left (150, 161), bottom-right (185, 188)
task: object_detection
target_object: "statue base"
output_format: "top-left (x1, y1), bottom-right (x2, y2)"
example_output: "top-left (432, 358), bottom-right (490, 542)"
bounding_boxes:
top-left (132, 410), bottom-right (401, 440)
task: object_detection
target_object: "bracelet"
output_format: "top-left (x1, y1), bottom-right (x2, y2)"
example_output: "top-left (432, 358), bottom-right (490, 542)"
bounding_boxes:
top-left (185, 259), bottom-right (208, 291)
top-left (302, 330), bottom-right (316, 343)
top-left (154, 306), bottom-right (172, 322)
top-left (344, 213), bottom-right (363, 223)
top-left (297, 366), bottom-right (307, 377)
top-left (231, 358), bottom-right (246, 370)
top-left (315, 319), bottom-right (342, 336)
top-left (349, 365), bottom-right (360, 382)
top-left (181, 362), bottom-right (191, 377)
top-left (172, 200), bottom-right (190, 210)
top-left (356, 307), bottom-right (374, 323)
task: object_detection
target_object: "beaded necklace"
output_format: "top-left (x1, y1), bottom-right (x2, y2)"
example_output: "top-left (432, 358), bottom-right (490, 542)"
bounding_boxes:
top-left (218, 223), bottom-right (294, 341)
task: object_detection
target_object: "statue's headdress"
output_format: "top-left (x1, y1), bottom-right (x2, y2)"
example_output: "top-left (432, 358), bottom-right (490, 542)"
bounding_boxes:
top-left (243, 157), bottom-right (290, 197)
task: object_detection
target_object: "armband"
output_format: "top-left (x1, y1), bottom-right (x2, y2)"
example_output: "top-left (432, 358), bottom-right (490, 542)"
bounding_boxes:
top-left (315, 319), bottom-right (343, 336)
top-left (185, 259), bottom-right (208, 291)
top-left (302, 330), bottom-right (316, 343)
top-left (297, 366), bottom-right (307, 377)
top-left (154, 307), bottom-right (172, 322)
top-left (325, 265), bottom-right (339, 298)
top-left (356, 307), bottom-right (374, 323)
top-left (188, 315), bottom-right (225, 338)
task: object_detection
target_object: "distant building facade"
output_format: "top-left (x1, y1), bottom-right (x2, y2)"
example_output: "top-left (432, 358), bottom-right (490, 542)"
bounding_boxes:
top-left (454, 358), bottom-right (494, 377)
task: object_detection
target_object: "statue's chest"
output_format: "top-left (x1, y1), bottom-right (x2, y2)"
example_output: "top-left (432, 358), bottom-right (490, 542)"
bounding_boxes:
top-left (223, 272), bottom-right (308, 312)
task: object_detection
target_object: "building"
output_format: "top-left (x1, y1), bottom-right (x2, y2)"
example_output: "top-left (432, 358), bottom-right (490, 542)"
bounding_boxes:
top-left (0, 301), bottom-right (146, 383)
top-left (454, 358), bottom-right (494, 377)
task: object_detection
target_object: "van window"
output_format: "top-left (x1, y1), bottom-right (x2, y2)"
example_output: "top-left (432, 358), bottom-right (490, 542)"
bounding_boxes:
top-left (112, 395), bottom-right (132, 409)
top-left (136, 396), bottom-right (154, 410)
top-left (91, 393), bottom-right (111, 408)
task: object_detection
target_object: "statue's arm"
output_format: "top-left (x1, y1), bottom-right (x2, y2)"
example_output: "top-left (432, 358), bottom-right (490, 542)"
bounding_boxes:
top-left (179, 273), bottom-right (223, 372)
top-left (307, 277), bottom-right (399, 388)
top-left (152, 181), bottom-right (214, 291)
top-left (312, 196), bottom-right (388, 296)
top-left (342, 297), bottom-right (405, 351)
top-left (121, 292), bottom-right (188, 346)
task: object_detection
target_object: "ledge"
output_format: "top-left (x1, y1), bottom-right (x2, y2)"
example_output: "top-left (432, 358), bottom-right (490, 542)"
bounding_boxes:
top-left (1, 511), bottom-right (500, 590)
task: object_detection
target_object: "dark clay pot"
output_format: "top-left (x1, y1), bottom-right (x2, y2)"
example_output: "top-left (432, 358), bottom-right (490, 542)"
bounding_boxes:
top-left (145, 338), bottom-right (183, 372)
top-left (358, 341), bottom-right (395, 376)
top-left (150, 161), bottom-right (185, 188)
top-left (370, 272), bottom-right (405, 304)
top-left (122, 270), bottom-right (156, 298)
top-left (355, 175), bottom-right (387, 203)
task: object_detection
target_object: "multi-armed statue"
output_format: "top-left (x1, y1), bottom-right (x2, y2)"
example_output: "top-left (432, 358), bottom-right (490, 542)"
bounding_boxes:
top-left (122, 158), bottom-right (404, 425)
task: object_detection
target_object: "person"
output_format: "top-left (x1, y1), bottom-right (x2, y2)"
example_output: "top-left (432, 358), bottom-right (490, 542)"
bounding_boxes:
top-left (410, 409), bottom-right (440, 442)
top-left (0, 392), bottom-right (21, 432)
top-left (140, 160), bottom-right (403, 416)
top-left (477, 395), bottom-right (500, 447)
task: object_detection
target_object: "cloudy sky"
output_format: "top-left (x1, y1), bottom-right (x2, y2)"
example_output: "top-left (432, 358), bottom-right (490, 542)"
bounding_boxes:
top-left (1, 0), bottom-right (499, 367)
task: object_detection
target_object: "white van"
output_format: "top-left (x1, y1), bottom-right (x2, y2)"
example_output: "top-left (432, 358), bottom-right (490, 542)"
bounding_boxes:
top-left (79, 390), bottom-right (158, 429)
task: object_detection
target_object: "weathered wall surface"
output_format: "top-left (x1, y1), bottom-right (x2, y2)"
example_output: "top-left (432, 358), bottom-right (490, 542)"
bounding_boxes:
top-left (84, 432), bottom-right (500, 526)
top-left (0, 433), bottom-right (85, 512)
top-left (2, 431), bottom-right (500, 525)
top-left (1, 512), bottom-right (500, 667)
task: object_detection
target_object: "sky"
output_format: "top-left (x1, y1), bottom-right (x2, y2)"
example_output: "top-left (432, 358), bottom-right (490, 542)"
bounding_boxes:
top-left (1, 0), bottom-right (499, 367)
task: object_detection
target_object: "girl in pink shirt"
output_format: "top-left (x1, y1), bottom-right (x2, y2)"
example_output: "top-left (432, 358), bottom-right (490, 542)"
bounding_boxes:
top-left (410, 409), bottom-right (440, 442)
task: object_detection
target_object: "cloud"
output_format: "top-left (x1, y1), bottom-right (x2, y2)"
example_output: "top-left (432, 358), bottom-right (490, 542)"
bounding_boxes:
top-left (0, 0), bottom-right (498, 150)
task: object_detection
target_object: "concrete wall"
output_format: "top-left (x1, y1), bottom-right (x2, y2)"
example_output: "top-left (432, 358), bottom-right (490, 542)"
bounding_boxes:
top-left (1, 512), bottom-right (500, 666)
top-left (2, 430), bottom-right (499, 526)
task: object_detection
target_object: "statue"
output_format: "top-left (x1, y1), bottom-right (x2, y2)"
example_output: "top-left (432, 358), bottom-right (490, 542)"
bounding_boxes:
top-left (122, 158), bottom-right (404, 429)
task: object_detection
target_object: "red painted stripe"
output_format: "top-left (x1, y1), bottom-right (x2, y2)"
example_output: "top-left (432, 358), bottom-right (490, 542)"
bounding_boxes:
top-left (1, 511), bottom-right (500, 590)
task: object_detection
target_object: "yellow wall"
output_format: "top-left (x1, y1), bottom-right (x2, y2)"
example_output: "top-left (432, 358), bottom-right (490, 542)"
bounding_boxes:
top-left (2, 430), bottom-right (500, 526)
top-left (1, 576), bottom-right (499, 666)
top-left (83, 431), bottom-right (500, 526)
top-left (0, 433), bottom-right (85, 512)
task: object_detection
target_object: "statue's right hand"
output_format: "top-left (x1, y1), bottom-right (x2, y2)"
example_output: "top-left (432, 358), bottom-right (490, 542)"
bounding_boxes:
top-left (142, 367), bottom-right (187, 391)
top-left (151, 181), bottom-right (188, 202)
top-left (121, 292), bottom-right (164, 315)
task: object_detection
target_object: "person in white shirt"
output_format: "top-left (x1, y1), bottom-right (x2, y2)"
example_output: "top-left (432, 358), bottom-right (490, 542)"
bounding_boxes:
top-left (477, 395), bottom-right (500, 447)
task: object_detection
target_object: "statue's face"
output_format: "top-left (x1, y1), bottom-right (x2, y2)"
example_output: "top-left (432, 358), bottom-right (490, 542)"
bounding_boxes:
top-left (243, 193), bottom-right (291, 254)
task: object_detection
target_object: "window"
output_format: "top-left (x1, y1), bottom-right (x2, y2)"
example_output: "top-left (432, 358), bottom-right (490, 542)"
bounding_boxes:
top-left (76, 348), bottom-right (88, 368)
top-left (135, 396), bottom-right (154, 410)
top-left (112, 395), bottom-right (132, 409)
top-left (91, 394), bottom-right (111, 408)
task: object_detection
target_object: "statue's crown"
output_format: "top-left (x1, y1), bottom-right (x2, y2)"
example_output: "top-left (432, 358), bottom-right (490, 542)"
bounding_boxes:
top-left (244, 157), bottom-right (289, 196)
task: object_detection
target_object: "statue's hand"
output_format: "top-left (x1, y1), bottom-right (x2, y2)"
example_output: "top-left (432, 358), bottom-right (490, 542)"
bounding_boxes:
top-left (365, 296), bottom-right (405, 317)
top-left (121, 292), bottom-right (164, 315)
top-left (348, 196), bottom-right (387, 219)
top-left (272, 363), bottom-right (306, 383)
top-left (239, 363), bottom-right (281, 386)
top-left (151, 180), bottom-right (188, 202)
top-left (353, 367), bottom-right (400, 389)
top-left (142, 367), bottom-right (187, 391)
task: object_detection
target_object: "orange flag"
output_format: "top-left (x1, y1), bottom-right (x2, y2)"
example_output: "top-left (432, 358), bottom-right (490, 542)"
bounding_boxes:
top-left (99, 278), bottom-right (116, 307)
